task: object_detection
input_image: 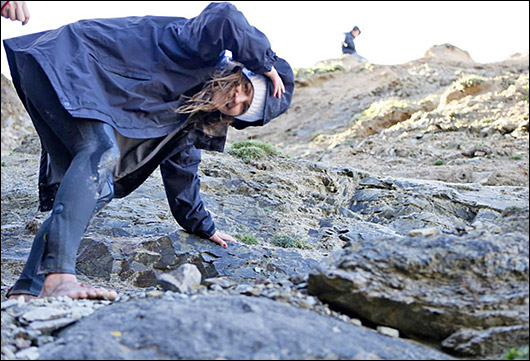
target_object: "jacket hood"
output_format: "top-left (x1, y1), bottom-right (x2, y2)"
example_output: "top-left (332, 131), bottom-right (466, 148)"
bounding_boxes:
top-left (231, 57), bottom-right (294, 130)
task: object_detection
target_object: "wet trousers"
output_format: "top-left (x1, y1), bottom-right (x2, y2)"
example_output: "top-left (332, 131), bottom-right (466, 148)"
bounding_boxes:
top-left (7, 56), bottom-right (120, 297)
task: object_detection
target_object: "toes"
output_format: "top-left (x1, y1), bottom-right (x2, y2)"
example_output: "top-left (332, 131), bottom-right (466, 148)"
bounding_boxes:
top-left (94, 288), bottom-right (108, 299)
top-left (107, 290), bottom-right (118, 301)
top-left (67, 290), bottom-right (88, 299)
top-left (83, 286), bottom-right (117, 301)
top-left (86, 289), bottom-right (98, 298)
top-left (43, 281), bottom-right (117, 301)
top-left (78, 284), bottom-right (115, 300)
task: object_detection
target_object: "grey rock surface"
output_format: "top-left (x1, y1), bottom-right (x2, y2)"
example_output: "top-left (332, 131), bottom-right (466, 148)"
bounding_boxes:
top-left (308, 208), bottom-right (529, 357)
top-left (2, 48), bottom-right (528, 361)
top-left (37, 296), bottom-right (454, 360)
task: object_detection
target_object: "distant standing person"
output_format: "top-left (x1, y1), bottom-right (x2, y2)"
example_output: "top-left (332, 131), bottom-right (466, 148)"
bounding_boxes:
top-left (342, 25), bottom-right (367, 62)
top-left (1, 1), bottom-right (30, 25)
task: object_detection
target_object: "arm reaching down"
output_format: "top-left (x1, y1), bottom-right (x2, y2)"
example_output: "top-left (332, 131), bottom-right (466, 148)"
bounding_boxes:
top-left (160, 145), bottom-right (236, 247)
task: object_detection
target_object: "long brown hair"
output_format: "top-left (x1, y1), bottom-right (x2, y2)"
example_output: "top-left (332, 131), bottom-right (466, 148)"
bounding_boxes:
top-left (176, 66), bottom-right (250, 125)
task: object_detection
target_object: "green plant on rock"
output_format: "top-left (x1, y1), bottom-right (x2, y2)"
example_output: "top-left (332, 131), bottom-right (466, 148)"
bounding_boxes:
top-left (503, 345), bottom-right (529, 360)
top-left (458, 75), bottom-right (487, 89)
top-left (272, 234), bottom-right (307, 249)
top-left (433, 159), bottom-right (444, 166)
top-left (235, 233), bottom-right (259, 246)
top-left (228, 141), bottom-right (279, 163)
top-left (359, 98), bottom-right (412, 121)
top-left (294, 64), bottom-right (345, 79)
top-left (358, 63), bottom-right (374, 73)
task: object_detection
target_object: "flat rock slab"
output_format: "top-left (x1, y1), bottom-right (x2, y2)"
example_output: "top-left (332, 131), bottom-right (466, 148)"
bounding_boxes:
top-left (74, 231), bottom-right (321, 288)
top-left (38, 296), bottom-right (453, 360)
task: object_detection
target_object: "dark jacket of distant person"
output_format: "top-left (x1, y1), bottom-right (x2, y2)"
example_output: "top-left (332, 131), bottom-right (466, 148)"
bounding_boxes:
top-left (342, 30), bottom-right (358, 54)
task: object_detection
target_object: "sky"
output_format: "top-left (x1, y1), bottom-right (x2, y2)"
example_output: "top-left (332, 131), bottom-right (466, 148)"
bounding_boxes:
top-left (1, 1), bottom-right (529, 80)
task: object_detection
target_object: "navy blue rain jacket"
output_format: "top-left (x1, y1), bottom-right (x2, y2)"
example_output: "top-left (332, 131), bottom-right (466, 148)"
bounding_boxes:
top-left (342, 32), bottom-right (357, 54)
top-left (4, 2), bottom-right (278, 138)
top-left (4, 2), bottom-right (293, 239)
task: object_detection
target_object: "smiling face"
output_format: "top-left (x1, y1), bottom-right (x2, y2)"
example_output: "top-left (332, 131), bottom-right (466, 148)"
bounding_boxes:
top-left (214, 80), bottom-right (254, 117)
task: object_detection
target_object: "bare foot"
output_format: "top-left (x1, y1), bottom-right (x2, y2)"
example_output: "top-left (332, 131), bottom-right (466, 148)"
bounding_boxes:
top-left (8, 294), bottom-right (37, 302)
top-left (39, 273), bottom-right (117, 301)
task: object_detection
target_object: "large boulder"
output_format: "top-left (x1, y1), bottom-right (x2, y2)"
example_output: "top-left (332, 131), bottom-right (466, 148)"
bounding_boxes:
top-left (37, 296), bottom-right (454, 360)
top-left (423, 44), bottom-right (475, 64)
top-left (308, 207), bottom-right (529, 358)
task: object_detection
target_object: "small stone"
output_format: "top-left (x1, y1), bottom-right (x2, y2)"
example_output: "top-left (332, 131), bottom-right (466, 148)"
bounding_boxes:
top-left (300, 296), bottom-right (317, 308)
top-left (70, 310), bottom-right (83, 320)
top-left (29, 318), bottom-right (77, 333)
top-left (117, 295), bottom-right (130, 303)
top-left (157, 264), bottom-right (202, 293)
top-left (21, 307), bottom-right (70, 323)
top-left (295, 282), bottom-right (308, 290)
top-left (29, 299), bottom-right (47, 307)
top-left (235, 284), bottom-right (255, 295)
top-left (210, 284), bottom-right (224, 292)
top-left (273, 292), bottom-right (292, 302)
top-left (1, 312), bottom-right (16, 328)
top-left (36, 335), bottom-right (55, 347)
top-left (1, 345), bottom-right (16, 359)
top-left (62, 297), bottom-right (75, 307)
top-left (351, 319), bottom-right (362, 326)
top-left (17, 329), bottom-right (41, 341)
top-left (15, 347), bottom-right (39, 360)
top-left (15, 338), bottom-right (32, 350)
top-left (409, 227), bottom-right (439, 237)
top-left (1, 299), bottom-right (20, 310)
top-left (163, 291), bottom-right (177, 298)
top-left (377, 326), bottom-right (399, 338)
top-left (338, 314), bottom-right (350, 323)
top-left (203, 278), bottom-right (236, 289)
top-left (146, 290), bottom-right (164, 298)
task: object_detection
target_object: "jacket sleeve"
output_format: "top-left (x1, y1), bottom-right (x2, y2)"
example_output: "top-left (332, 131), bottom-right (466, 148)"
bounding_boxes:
top-left (160, 145), bottom-right (216, 239)
top-left (177, 2), bottom-right (277, 74)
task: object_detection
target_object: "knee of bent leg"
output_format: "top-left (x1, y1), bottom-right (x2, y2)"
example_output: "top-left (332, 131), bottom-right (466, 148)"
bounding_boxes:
top-left (81, 141), bottom-right (120, 178)
top-left (97, 143), bottom-right (121, 175)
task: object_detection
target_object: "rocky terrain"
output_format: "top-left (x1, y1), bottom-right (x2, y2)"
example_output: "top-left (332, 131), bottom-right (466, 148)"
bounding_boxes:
top-left (1, 44), bottom-right (528, 360)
